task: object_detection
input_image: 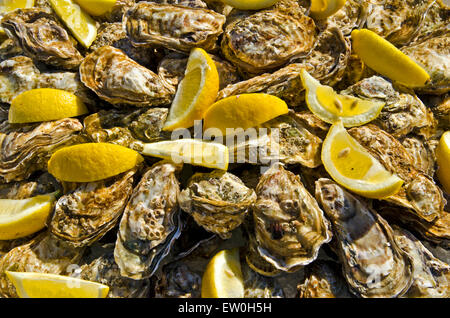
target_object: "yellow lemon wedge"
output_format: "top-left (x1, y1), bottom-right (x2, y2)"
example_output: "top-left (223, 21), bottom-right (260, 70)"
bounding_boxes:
top-left (6, 272), bottom-right (109, 298)
top-left (48, 143), bottom-right (144, 182)
top-left (163, 48), bottom-right (219, 131)
top-left (0, 192), bottom-right (58, 240)
top-left (48, 0), bottom-right (97, 48)
top-left (142, 139), bottom-right (229, 170)
top-left (203, 93), bottom-right (289, 135)
top-left (9, 88), bottom-right (89, 124)
top-left (322, 121), bottom-right (403, 199)
top-left (219, 0), bottom-right (279, 10)
top-left (436, 131), bottom-right (450, 194)
top-left (201, 248), bottom-right (244, 298)
top-left (74, 0), bottom-right (117, 16)
top-left (301, 69), bottom-right (385, 127)
top-left (310, 0), bottom-right (347, 19)
top-left (351, 29), bottom-right (430, 88)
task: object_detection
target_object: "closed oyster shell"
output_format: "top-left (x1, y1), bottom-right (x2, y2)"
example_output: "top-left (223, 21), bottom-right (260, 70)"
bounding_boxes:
top-left (1, 8), bottom-right (83, 70)
top-left (315, 178), bottom-right (413, 298)
top-left (124, 2), bottom-right (225, 52)
top-left (80, 46), bottom-right (175, 107)
top-left (49, 168), bottom-right (137, 247)
top-left (179, 170), bottom-right (256, 239)
top-left (251, 163), bottom-right (332, 273)
top-left (0, 118), bottom-right (84, 182)
top-left (115, 161), bottom-right (183, 279)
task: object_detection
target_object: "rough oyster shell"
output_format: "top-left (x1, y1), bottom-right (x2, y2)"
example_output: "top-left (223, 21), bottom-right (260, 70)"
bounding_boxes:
top-left (400, 136), bottom-right (437, 177)
top-left (315, 178), bottom-right (413, 298)
top-left (154, 262), bottom-right (202, 298)
top-left (242, 262), bottom-right (284, 298)
top-left (124, 2), bottom-right (225, 52)
top-left (148, 0), bottom-right (207, 8)
top-left (325, 0), bottom-right (368, 36)
top-left (115, 161), bottom-right (183, 279)
top-left (49, 168), bottom-right (137, 247)
top-left (80, 46), bottom-right (175, 107)
top-left (0, 39), bottom-right (23, 62)
top-left (1, 8), bottom-right (83, 70)
top-left (0, 118), bottom-right (84, 182)
top-left (251, 163), bottom-right (332, 273)
top-left (0, 172), bottom-right (60, 200)
top-left (179, 170), bottom-right (256, 239)
top-left (414, 0), bottom-right (450, 41)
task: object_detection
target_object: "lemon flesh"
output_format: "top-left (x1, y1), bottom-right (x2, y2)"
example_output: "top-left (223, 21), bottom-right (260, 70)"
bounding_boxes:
top-left (48, 0), bottom-right (97, 48)
top-left (301, 69), bottom-right (385, 127)
top-left (6, 271), bottom-right (109, 298)
top-left (310, 0), bottom-right (346, 19)
top-left (142, 139), bottom-right (229, 170)
top-left (48, 143), bottom-right (144, 182)
top-left (351, 29), bottom-right (430, 88)
top-left (0, 192), bottom-right (57, 240)
top-left (322, 121), bottom-right (403, 199)
top-left (203, 93), bottom-right (289, 135)
top-left (436, 131), bottom-right (450, 194)
top-left (219, 0), bottom-right (279, 10)
top-left (74, 0), bottom-right (117, 16)
top-left (163, 48), bottom-right (219, 131)
top-left (9, 88), bottom-right (89, 124)
top-left (201, 248), bottom-right (244, 298)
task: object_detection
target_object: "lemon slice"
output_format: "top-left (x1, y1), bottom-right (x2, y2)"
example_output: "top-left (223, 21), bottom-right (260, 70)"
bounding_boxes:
top-left (219, 0), bottom-right (279, 10)
top-left (48, 143), bottom-right (144, 182)
top-left (6, 271), bottom-right (109, 298)
top-left (142, 139), bottom-right (229, 170)
top-left (74, 0), bottom-right (117, 16)
top-left (163, 48), bottom-right (219, 131)
top-left (203, 93), bottom-right (289, 135)
top-left (201, 248), bottom-right (244, 298)
top-left (322, 121), bottom-right (403, 199)
top-left (0, 192), bottom-right (58, 240)
top-left (301, 69), bottom-right (385, 127)
top-left (48, 0), bottom-right (97, 48)
top-left (436, 131), bottom-right (450, 194)
top-left (9, 88), bottom-right (89, 124)
top-left (310, 0), bottom-right (347, 19)
top-left (0, 0), bottom-right (35, 36)
top-left (351, 29), bottom-right (430, 88)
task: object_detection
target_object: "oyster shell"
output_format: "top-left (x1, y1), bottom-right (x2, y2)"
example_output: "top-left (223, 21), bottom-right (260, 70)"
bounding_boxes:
top-left (0, 118), bottom-right (84, 182)
top-left (179, 170), bottom-right (256, 239)
top-left (400, 136), bottom-right (437, 177)
top-left (1, 8), bottom-right (83, 70)
top-left (148, 0), bottom-right (207, 8)
top-left (414, 0), bottom-right (450, 41)
top-left (242, 262), bottom-right (284, 298)
top-left (0, 172), bottom-right (60, 200)
top-left (124, 2), bottom-right (226, 53)
top-left (49, 168), bottom-right (137, 247)
top-left (115, 161), bottom-right (183, 279)
top-left (154, 262), bottom-right (202, 298)
top-left (80, 46), bottom-right (175, 107)
top-left (324, 0), bottom-right (368, 36)
top-left (0, 39), bottom-right (23, 62)
top-left (251, 163), bottom-right (332, 274)
top-left (315, 178), bottom-right (413, 298)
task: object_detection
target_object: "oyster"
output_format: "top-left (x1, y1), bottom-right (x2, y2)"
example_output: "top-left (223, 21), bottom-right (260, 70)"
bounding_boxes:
top-left (124, 2), bottom-right (226, 53)
top-left (349, 124), bottom-right (445, 222)
top-left (1, 8), bottom-right (83, 70)
top-left (0, 39), bottom-right (23, 62)
top-left (154, 262), bottom-right (202, 298)
top-left (179, 170), bottom-right (256, 239)
top-left (115, 161), bottom-right (183, 279)
top-left (315, 178), bottom-right (413, 298)
top-left (147, 0), bottom-right (207, 8)
top-left (242, 262), bottom-right (284, 298)
top-left (250, 163), bottom-right (332, 274)
top-left (325, 0), bottom-right (368, 36)
top-left (49, 168), bottom-right (137, 247)
top-left (0, 172), bottom-right (60, 200)
top-left (80, 46), bottom-right (175, 107)
top-left (0, 118), bottom-right (84, 182)
top-left (414, 0), bottom-right (450, 41)
top-left (298, 260), bottom-right (353, 298)
top-left (0, 233), bottom-right (84, 298)
top-left (400, 136), bottom-right (437, 177)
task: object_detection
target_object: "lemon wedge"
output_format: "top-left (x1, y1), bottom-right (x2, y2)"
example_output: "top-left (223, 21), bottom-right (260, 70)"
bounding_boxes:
top-left (203, 93), bottom-right (288, 135)
top-left (301, 69), bottom-right (385, 127)
top-left (201, 248), bottom-right (244, 298)
top-left (163, 48), bottom-right (219, 131)
top-left (351, 29), bottom-right (430, 88)
top-left (48, 0), bottom-right (97, 48)
top-left (0, 192), bottom-right (58, 240)
top-left (310, 0), bottom-right (347, 19)
top-left (74, 0), bottom-right (117, 16)
top-left (436, 131), bottom-right (450, 194)
top-left (6, 271), bottom-right (109, 298)
top-left (142, 139), bottom-right (229, 170)
top-left (48, 143), bottom-right (144, 182)
top-left (9, 88), bottom-right (89, 124)
top-left (322, 121), bottom-right (403, 199)
top-left (219, 0), bottom-right (279, 10)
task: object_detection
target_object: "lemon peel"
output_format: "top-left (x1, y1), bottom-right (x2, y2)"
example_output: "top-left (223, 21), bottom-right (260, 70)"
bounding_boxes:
top-left (310, 0), bottom-right (347, 19)
top-left (436, 131), bottom-right (450, 194)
